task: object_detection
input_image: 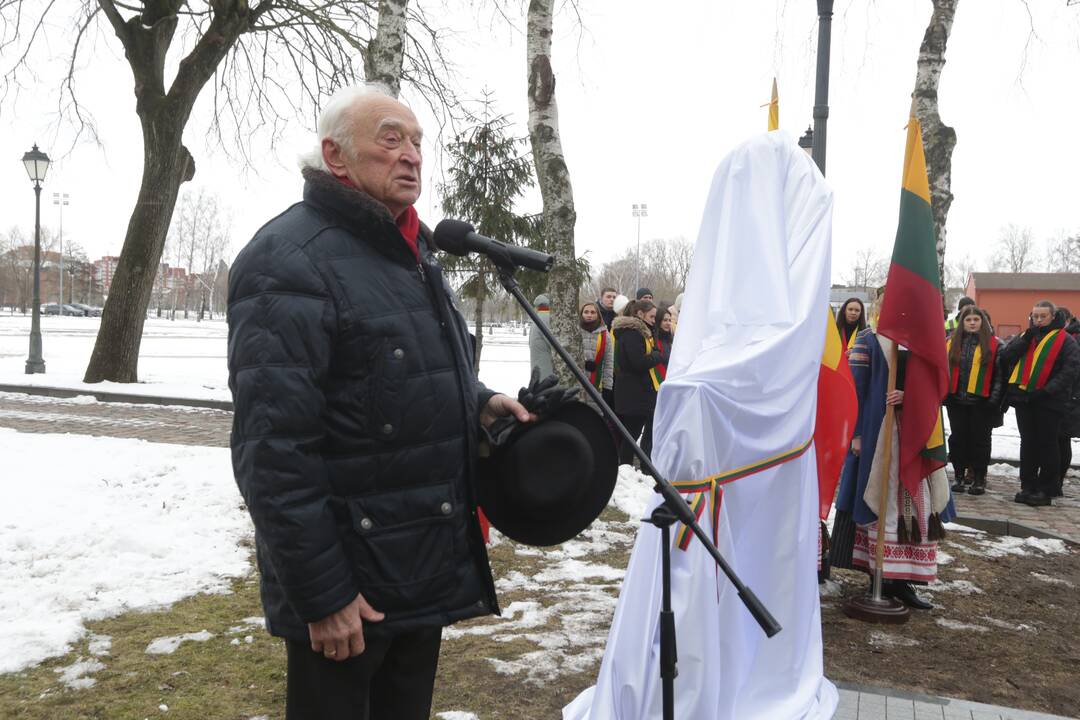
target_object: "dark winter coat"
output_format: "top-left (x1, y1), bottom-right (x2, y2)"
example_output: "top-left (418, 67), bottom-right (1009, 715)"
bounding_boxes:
top-left (612, 315), bottom-right (660, 417)
top-left (999, 313), bottom-right (1080, 415)
top-left (945, 332), bottom-right (1004, 410)
top-left (596, 302), bottom-right (617, 329)
top-left (1064, 319), bottom-right (1080, 437)
top-left (228, 169), bottom-right (498, 643)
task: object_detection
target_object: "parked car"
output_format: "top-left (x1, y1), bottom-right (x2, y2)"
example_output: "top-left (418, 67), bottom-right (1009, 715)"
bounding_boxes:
top-left (71, 303), bottom-right (102, 317)
top-left (42, 303), bottom-right (62, 315)
top-left (61, 304), bottom-right (86, 316)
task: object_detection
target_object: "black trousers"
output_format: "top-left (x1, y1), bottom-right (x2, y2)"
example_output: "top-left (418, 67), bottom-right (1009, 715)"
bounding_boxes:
top-left (1014, 404), bottom-right (1063, 496)
top-left (617, 413), bottom-right (653, 465)
top-left (946, 403), bottom-right (993, 474)
top-left (285, 627), bottom-right (441, 720)
top-left (1060, 434), bottom-right (1073, 483)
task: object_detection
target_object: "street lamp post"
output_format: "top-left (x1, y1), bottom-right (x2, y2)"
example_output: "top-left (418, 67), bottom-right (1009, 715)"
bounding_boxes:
top-left (54, 192), bottom-right (69, 313)
top-left (798, 126), bottom-right (815, 157)
top-left (632, 203), bottom-right (648, 291)
top-left (812, 0), bottom-right (834, 174)
top-left (21, 144), bottom-right (50, 374)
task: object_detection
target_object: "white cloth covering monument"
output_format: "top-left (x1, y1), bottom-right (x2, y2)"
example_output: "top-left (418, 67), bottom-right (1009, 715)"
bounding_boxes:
top-left (565, 131), bottom-right (839, 720)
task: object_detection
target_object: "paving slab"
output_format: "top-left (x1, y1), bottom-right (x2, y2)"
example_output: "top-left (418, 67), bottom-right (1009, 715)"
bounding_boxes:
top-left (835, 683), bottom-right (1077, 720)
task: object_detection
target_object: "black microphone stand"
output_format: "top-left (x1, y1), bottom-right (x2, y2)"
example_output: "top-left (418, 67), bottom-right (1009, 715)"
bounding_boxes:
top-left (488, 256), bottom-right (781, 720)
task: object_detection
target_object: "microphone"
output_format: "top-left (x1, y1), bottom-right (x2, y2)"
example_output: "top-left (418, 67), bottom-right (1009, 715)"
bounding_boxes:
top-left (434, 219), bottom-right (555, 273)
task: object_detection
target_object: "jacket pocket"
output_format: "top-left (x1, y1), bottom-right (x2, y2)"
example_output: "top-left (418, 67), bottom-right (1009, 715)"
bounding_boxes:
top-left (342, 483), bottom-right (458, 615)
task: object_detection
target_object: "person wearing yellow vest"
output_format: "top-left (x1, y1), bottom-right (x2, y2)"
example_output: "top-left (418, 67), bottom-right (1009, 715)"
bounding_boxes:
top-left (945, 306), bottom-right (1005, 496)
top-left (836, 297), bottom-right (866, 354)
top-left (611, 299), bottom-right (661, 465)
top-left (579, 302), bottom-right (615, 406)
top-left (944, 295), bottom-right (975, 337)
top-left (999, 300), bottom-right (1080, 506)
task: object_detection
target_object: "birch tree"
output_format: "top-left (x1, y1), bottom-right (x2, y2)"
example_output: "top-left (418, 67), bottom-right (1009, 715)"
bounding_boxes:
top-left (0, 0), bottom-right (450, 382)
top-left (527, 0), bottom-right (581, 384)
top-left (913, 0), bottom-right (959, 303)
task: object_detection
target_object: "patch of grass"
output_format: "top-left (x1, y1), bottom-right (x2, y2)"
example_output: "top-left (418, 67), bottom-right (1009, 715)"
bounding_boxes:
top-left (0, 575), bottom-right (285, 720)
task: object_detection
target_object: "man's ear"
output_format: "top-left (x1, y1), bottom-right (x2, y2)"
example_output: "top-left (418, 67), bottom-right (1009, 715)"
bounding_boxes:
top-left (322, 138), bottom-right (349, 179)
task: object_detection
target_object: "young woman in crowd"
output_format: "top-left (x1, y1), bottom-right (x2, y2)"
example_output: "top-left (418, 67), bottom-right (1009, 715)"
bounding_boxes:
top-left (836, 297), bottom-right (867, 352)
top-left (945, 306), bottom-right (1005, 496)
top-left (579, 302), bottom-right (615, 407)
top-left (612, 299), bottom-right (662, 464)
top-left (651, 305), bottom-right (675, 389)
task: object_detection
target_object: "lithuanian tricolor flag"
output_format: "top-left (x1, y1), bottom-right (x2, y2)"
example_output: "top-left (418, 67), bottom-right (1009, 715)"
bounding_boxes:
top-left (815, 305), bottom-right (858, 519)
top-left (876, 104), bottom-right (950, 499)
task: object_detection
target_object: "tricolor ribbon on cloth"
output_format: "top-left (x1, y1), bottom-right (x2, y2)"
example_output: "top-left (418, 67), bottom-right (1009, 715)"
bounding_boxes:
top-left (946, 336), bottom-right (999, 397)
top-left (672, 436), bottom-right (815, 551)
top-left (1009, 329), bottom-right (1067, 392)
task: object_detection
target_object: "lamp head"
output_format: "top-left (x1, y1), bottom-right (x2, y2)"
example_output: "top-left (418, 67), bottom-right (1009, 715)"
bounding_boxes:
top-left (22, 144), bottom-right (50, 185)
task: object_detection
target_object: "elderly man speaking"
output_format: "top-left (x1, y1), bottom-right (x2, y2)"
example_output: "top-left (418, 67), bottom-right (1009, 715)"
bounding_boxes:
top-left (228, 85), bottom-right (531, 719)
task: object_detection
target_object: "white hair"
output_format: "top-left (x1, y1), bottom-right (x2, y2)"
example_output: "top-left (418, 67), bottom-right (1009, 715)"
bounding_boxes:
top-left (298, 82), bottom-right (395, 172)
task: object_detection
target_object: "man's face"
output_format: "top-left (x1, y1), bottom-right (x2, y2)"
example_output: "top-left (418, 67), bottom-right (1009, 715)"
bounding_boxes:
top-left (601, 291), bottom-right (616, 309)
top-left (640, 293), bottom-right (654, 302)
top-left (323, 96), bottom-right (423, 218)
top-left (1031, 306), bottom-right (1053, 328)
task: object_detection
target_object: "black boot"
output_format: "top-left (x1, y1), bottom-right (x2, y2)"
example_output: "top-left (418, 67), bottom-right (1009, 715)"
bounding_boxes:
top-left (951, 464), bottom-right (968, 493)
top-left (1024, 491), bottom-right (1052, 507)
top-left (885, 580), bottom-right (933, 610)
top-left (968, 469), bottom-right (987, 496)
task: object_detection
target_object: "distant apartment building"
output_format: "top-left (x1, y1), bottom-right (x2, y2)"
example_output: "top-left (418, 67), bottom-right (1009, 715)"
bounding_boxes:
top-left (94, 256), bottom-right (121, 294)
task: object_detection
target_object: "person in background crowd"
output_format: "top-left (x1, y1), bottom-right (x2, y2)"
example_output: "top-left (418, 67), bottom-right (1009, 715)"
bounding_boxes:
top-left (613, 294), bottom-right (630, 316)
top-left (651, 306), bottom-right (675, 389)
top-left (1056, 307), bottom-right (1080, 495)
top-left (612, 299), bottom-right (662, 465)
top-left (945, 295), bottom-right (976, 336)
top-left (580, 302), bottom-right (615, 407)
top-left (529, 293), bottom-right (555, 381)
top-left (945, 306), bottom-right (1005, 496)
top-left (836, 297), bottom-right (867, 353)
top-left (999, 300), bottom-right (1080, 506)
top-left (596, 287), bottom-right (618, 329)
top-left (635, 288), bottom-right (654, 302)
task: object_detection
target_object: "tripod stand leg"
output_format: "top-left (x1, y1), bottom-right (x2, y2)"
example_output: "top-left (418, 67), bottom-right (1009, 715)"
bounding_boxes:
top-left (654, 506), bottom-right (678, 720)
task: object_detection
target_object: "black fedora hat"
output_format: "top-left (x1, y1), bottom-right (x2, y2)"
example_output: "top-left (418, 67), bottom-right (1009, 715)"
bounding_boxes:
top-left (477, 402), bottom-right (618, 547)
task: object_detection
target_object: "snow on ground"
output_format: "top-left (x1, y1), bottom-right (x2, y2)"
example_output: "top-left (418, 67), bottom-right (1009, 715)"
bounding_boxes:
top-left (0, 429), bottom-right (250, 673)
top-left (145, 630), bottom-right (215, 655)
top-left (936, 618), bottom-right (990, 633)
top-left (437, 713), bottom-right (480, 720)
top-left (1030, 571), bottom-right (1075, 588)
top-left (977, 536), bottom-right (1069, 559)
top-left (53, 657), bottom-right (106, 690)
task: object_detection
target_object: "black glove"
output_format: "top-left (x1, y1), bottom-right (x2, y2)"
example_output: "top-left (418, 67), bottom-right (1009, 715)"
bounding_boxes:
top-left (584, 359), bottom-right (597, 372)
top-left (517, 367), bottom-right (579, 416)
top-left (482, 368), bottom-right (579, 450)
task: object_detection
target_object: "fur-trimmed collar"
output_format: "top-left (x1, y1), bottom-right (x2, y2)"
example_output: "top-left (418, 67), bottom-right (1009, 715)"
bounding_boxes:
top-left (302, 167), bottom-right (397, 224)
top-left (611, 315), bottom-right (652, 339)
top-left (301, 167), bottom-right (435, 255)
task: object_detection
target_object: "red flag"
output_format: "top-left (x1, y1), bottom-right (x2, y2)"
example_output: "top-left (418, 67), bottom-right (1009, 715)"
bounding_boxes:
top-left (815, 306), bottom-right (858, 519)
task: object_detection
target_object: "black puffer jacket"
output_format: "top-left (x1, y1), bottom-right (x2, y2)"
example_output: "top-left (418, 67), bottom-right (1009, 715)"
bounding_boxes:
top-left (999, 313), bottom-right (1080, 415)
top-left (228, 169), bottom-right (498, 642)
top-left (1065, 319), bottom-right (1080, 437)
top-left (612, 316), bottom-right (660, 417)
top-left (945, 333), bottom-right (1004, 409)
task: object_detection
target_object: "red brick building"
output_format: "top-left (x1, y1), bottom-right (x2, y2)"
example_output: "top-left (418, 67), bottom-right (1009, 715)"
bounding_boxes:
top-left (965, 273), bottom-right (1080, 339)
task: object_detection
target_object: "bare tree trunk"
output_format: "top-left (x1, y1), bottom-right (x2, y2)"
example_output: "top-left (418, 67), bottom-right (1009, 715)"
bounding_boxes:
top-left (365, 0), bottom-right (408, 97)
top-left (85, 115), bottom-right (194, 382)
top-left (527, 0), bottom-right (581, 386)
top-left (914, 0), bottom-right (959, 303)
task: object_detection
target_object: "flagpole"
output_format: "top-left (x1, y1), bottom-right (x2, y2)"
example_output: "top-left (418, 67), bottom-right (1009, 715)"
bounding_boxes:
top-left (872, 343), bottom-right (899, 602)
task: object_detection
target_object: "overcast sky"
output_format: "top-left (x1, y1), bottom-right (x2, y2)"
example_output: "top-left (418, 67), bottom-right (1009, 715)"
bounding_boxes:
top-left (1, 0), bottom-right (1078, 287)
